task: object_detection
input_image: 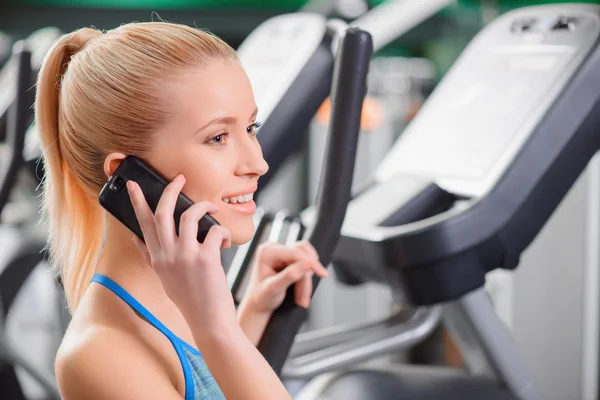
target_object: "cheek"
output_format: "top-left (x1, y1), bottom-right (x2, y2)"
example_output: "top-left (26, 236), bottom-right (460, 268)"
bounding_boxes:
top-left (171, 149), bottom-right (255, 244)
top-left (181, 161), bottom-right (227, 203)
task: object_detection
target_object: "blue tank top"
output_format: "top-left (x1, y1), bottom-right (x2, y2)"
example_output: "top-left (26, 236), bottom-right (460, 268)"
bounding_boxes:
top-left (91, 274), bottom-right (226, 400)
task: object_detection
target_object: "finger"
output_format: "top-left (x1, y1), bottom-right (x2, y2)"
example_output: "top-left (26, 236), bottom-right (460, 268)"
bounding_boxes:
top-left (203, 225), bottom-right (232, 250)
top-left (294, 241), bottom-right (319, 261)
top-left (154, 174), bottom-right (186, 250)
top-left (295, 271), bottom-right (314, 309)
top-left (263, 260), bottom-right (311, 301)
top-left (311, 261), bottom-right (329, 278)
top-left (293, 243), bottom-right (327, 277)
top-left (127, 181), bottom-right (161, 253)
top-left (258, 244), bottom-right (313, 270)
top-left (179, 201), bottom-right (219, 248)
top-left (131, 235), bottom-right (152, 266)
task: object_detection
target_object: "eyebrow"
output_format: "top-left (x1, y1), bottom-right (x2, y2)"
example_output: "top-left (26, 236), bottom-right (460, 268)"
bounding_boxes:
top-left (193, 107), bottom-right (259, 136)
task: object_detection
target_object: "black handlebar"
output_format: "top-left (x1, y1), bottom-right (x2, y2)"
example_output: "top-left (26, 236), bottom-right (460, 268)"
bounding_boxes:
top-left (0, 41), bottom-right (31, 218)
top-left (255, 36), bottom-right (335, 198)
top-left (256, 27), bottom-right (373, 374)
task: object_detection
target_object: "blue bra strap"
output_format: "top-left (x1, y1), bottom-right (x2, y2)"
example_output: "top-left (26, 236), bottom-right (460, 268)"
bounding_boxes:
top-left (90, 273), bottom-right (179, 341)
top-left (90, 273), bottom-right (196, 399)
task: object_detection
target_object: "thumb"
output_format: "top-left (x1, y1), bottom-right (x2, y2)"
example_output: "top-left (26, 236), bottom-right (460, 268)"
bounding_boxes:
top-left (131, 235), bottom-right (152, 267)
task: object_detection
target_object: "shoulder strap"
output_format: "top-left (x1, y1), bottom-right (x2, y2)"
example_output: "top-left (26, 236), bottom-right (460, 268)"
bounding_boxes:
top-left (91, 274), bottom-right (178, 341)
top-left (91, 274), bottom-right (203, 400)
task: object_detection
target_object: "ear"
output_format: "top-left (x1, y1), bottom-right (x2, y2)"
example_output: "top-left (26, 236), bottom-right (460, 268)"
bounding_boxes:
top-left (103, 153), bottom-right (127, 178)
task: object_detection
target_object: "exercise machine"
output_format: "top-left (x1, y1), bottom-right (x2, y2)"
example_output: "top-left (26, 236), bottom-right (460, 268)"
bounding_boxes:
top-left (0, 28), bottom-right (62, 144)
top-left (238, 0), bottom-right (453, 200)
top-left (254, 3), bottom-right (600, 399)
top-left (0, 40), bottom-right (61, 400)
top-left (0, 31), bottom-right (11, 69)
top-left (229, 0), bottom-right (453, 392)
top-left (0, 27), bottom-right (68, 400)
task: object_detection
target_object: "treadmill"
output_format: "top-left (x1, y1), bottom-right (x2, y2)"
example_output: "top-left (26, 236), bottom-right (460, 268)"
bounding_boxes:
top-left (254, 3), bottom-right (600, 400)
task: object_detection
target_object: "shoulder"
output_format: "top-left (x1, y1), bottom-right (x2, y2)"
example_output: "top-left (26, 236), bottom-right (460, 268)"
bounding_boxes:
top-left (56, 322), bottom-right (180, 400)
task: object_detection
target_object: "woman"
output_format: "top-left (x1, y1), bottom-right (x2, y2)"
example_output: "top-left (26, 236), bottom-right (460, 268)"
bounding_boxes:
top-left (35, 22), bottom-right (328, 399)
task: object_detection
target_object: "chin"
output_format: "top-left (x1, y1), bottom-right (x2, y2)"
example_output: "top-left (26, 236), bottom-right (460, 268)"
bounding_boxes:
top-left (228, 218), bottom-right (256, 246)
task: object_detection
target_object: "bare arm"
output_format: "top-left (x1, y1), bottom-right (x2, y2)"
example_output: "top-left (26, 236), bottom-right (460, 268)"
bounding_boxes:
top-left (237, 301), bottom-right (272, 346)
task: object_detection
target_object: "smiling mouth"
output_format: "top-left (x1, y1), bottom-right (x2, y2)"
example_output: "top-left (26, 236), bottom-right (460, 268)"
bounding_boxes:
top-left (222, 193), bottom-right (254, 204)
top-left (221, 192), bottom-right (256, 216)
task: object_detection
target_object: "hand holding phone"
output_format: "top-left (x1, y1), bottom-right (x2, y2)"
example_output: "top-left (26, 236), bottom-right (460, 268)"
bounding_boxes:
top-left (98, 156), bottom-right (219, 243)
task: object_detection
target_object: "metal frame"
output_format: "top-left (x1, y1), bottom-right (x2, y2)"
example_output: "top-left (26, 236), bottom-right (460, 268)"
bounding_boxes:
top-left (283, 306), bottom-right (441, 379)
top-left (583, 154), bottom-right (600, 400)
top-left (442, 287), bottom-right (543, 400)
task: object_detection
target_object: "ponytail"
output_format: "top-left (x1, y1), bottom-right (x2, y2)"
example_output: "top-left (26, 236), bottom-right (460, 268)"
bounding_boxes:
top-left (35, 28), bottom-right (105, 313)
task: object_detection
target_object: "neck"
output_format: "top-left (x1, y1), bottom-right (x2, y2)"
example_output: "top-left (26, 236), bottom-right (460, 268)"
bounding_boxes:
top-left (96, 216), bottom-right (165, 303)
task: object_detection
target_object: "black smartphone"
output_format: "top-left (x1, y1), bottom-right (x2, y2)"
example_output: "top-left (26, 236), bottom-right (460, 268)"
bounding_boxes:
top-left (98, 156), bottom-right (220, 243)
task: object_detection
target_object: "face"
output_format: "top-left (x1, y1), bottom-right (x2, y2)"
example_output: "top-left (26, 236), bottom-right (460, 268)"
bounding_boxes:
top-left (105, 60), bottom-right (268, 245)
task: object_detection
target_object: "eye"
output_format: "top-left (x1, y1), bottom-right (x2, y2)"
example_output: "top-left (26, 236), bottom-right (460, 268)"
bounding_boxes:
top-left (207, 133), bottom-right (228, 145)
top-left (247, 121), bottom-right (263, 135)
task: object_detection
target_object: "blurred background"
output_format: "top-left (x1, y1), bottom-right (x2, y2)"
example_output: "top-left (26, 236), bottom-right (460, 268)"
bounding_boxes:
top-left (1, 1), bottom-right (600, 399)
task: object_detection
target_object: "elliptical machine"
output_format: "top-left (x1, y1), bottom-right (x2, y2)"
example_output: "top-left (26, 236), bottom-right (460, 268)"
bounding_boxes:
top-left (228, 1), bottom-right (452, 314)
top-left (252, 3), bottom-right (600, 400)
top-left (238, 0), bottom-right (453, 199)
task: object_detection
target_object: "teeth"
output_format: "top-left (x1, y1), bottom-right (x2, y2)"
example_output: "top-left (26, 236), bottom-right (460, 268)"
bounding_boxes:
top-left (222, 193), bottom-right (254, 204)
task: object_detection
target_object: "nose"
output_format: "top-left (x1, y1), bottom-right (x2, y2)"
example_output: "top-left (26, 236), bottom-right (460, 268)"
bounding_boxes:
top-left (235, 131), bottom-right (269, 178)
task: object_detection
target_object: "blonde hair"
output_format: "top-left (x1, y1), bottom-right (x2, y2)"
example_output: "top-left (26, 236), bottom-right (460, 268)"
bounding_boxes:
top-left (35, 22), bottom-right (237, 313)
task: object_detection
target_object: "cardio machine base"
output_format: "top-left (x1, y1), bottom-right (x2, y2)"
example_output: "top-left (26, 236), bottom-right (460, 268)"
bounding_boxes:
top-left (295, 364), bottom-right (517, 400)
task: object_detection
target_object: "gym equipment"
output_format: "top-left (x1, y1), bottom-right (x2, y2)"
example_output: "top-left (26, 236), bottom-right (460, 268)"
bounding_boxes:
top-left (238, 0), bottom-right (454, 198)
top-left (226, 0), bottom-right (454, 390)
top-left (0, 32), bottom-right (11, 69)
top-left (0, 27), bottom-right (67, 400)
top-left (0, 40), bottom-right (61, 400)
top-left (306, 56), bottom-right (436, 333)
top-left (232, 0), bottom-right (452, 328)
top-left (0, 27), bottom-right (62, 145)
top-left (236, 0), bottom-right (452, 373)
top-left (259, 3), bottom-right (600, 399)
top-left (301, 0), bottom-right (369, 19)
top-left (233, 23), bottom-right (375, 399)
top-left (257, 20), bottom-right (372, 368)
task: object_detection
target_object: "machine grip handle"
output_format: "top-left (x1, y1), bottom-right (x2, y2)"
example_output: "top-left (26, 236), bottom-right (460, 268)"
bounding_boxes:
top-left (256, 27), bottom-right (373, 375)
top-left (0, 41), bottom-right (31, 216)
